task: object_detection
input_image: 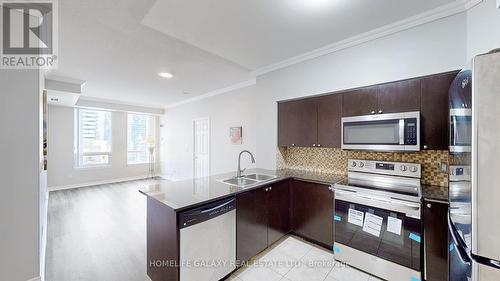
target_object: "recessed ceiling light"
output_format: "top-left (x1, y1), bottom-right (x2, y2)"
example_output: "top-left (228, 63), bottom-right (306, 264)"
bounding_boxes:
top-left (158, 72), bottom-right (173, 78)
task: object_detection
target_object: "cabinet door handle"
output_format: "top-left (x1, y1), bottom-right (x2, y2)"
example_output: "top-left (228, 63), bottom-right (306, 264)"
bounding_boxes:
top-left (269, 187), bottom-right (272, 191)
top-left (317, 144), bottom-right (321, 147)
top-left (312, 144), bottom-right (316, 147)
top-left (371, 111), bottom-right (376, 114)
top-left (378, 110), bottom-right (383, 114)
top-left (423, 145), bottom-right (428, 150)
top-left (427, 203), bottom-right (432, 209)
top-left (264, 188), bottom-right (268, 192)
top-left (291, 143), bottom-right (295, 147)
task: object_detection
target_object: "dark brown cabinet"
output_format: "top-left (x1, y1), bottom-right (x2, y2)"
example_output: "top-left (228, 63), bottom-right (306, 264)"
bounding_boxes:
top-left (423, 200), bottom-right (449, 281)
top-left (316, 94), bottom-right (342, 148)
top-left (278, 94), bottom-right (342, 148)
top-left (277, 99), bottom-right (317, 147)
top-left (421, 71), bottom-right (459, 150)
top-left (236, 180), bottom-right (290, 263)
top-left (290, 180), bottom-right (334, 248)
top-left (267, 181), bottom-right (291, 245)
top-left (342, 80), bottom-right (421, 117)
top-left (378, 79), bottom-right (421, 114)
top-left (342, 86), bottom-right (379, 117)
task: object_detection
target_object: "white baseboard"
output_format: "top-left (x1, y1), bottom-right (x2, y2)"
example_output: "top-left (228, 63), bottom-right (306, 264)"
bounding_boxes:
top-left (48, 175), bottom-right (151, 191)
top-left (26, 276), bottom-right (41, 281)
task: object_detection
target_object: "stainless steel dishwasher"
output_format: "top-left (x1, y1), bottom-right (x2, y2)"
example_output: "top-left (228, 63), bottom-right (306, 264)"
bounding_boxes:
top-left (179, 197), bottom-right (236, 281)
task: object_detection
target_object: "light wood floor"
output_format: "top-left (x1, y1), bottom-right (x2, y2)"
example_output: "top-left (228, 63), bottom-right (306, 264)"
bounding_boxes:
top-left (45, 179), bottom-right (162, 281)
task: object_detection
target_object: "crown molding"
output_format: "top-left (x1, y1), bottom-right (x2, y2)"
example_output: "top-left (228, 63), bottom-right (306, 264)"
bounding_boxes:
top-left (165, 78), bottom-right (256, 109)
top-left (251, 0), bottom-right (482, 77)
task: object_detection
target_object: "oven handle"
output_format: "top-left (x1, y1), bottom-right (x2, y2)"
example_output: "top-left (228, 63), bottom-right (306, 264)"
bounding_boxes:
top-left (334, 188), bottom-right (421, 213)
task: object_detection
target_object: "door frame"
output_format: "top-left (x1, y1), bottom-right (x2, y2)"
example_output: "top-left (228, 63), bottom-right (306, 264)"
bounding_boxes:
top-left (192, 117), bottom-right (211, 179)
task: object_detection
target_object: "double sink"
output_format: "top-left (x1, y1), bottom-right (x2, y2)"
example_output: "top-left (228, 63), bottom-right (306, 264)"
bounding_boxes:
top-left (219, 173), bottom-right (278, 188)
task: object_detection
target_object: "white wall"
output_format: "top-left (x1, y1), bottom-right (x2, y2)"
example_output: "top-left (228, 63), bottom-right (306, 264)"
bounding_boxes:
top-left (47, 105), bottom-right (159, 189)
top-left (466, 0), bottom-right (500, 59)
top-left (161, 86), bottom-right (257, 180)
top-left (0, 69), bottom-right (42, 281)
top-left (162, 12), bottom-right (468, 175)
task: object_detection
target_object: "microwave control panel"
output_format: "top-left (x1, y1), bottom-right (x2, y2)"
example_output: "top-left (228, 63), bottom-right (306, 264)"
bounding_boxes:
top-left (404, 118), bottom-right (418, 145)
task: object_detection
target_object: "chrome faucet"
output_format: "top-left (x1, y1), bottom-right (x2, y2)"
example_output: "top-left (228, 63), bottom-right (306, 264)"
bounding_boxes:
top-left (237, 150), bottom-right (255, 178)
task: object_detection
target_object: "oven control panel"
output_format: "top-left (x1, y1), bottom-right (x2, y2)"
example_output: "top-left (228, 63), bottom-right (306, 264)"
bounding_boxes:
top-left (348, 159), bottom-right (421, 178)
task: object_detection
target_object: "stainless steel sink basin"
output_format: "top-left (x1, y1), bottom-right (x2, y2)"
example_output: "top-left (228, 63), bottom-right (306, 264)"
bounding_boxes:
top-left (218, 173), bottom-right (277, 188)
top-left (221, 177), bottom-right (258, 187)
top-left (243, 174), bottom-right (277, 181)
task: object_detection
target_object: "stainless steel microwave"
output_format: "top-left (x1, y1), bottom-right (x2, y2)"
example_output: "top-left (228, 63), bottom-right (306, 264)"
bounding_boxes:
top-left (449, 108), bottom-right (471, 153)
top-left (341, 111), bottom-right (420, 151)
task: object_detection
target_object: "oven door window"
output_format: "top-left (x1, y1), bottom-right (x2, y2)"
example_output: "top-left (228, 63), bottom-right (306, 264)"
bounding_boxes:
top-left (335, 199), bottom-right (421, 271)
top-left (343, 120), bottom-right (400, 145)
top-left (450, 115), bottom-right (472, 146)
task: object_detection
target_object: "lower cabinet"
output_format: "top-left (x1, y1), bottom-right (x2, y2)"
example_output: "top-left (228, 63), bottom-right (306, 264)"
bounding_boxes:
top-left (236, 180), bottom-right (290, 263)
top-left (423, 200), bottom-right (449, 281)
top-left (290, 180), bottom-right (334, 248)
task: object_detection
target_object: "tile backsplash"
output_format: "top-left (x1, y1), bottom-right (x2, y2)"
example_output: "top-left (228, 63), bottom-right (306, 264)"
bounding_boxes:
top-left (277, 147), bottom-right (449, 188)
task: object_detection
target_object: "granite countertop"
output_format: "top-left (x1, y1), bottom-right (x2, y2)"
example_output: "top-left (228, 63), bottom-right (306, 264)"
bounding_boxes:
top-left (139, 168), bottom-right (345, 212)
top-left (139, 168), bottom-right (448, 212)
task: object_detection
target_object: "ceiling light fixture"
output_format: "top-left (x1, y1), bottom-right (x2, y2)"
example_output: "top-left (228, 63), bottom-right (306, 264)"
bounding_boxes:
top-left (158, 72), bottom-right (173, 79)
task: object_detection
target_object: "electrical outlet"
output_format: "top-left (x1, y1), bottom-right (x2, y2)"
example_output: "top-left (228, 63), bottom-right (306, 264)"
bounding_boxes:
top-left (439, 162), bottom-right (449, 173)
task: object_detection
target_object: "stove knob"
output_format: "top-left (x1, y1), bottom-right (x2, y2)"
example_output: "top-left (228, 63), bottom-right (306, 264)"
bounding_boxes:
top-left (400, 165), bottom-right (407, 171)
top-left (409, 166), bottom-right (418, 173)
top-left (358, 162), bottom-right (365, 168)
top-left (351, 162), bottom-right (357, 167)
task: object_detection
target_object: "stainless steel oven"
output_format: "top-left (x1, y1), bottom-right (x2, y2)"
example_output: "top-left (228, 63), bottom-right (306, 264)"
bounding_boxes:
top-left (341, 111), bottom-right (420, 152)
top-left (333, 159), bottom-right (422, 281)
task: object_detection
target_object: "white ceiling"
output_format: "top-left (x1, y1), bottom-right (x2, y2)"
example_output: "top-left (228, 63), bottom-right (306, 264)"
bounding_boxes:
top-left (142, 0), bottom-right (455, 70)
top-left (52, 0), bottom-right (460, 107)
top-left (50, 0), bottom-right (252, 107)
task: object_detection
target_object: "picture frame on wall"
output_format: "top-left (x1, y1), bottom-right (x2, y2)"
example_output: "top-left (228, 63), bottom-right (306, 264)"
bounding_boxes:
top-left (230, 126), bottom-right (242, 145)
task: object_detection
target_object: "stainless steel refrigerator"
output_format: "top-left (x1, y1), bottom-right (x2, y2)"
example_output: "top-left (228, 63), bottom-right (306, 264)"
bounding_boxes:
top-left (448, 49), bottom-right (500, 281)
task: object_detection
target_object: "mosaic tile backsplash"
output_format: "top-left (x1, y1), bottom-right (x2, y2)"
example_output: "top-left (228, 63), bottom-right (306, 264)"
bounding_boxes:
top-left (277, 147), bottom-right (450, 188)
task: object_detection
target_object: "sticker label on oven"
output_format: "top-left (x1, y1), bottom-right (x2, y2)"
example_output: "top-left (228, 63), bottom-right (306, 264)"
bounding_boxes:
top-left (387, 216), bottom-right (402, 236)
top-left (362, 213), bottom-right (383, 237)
top-left (348, 209), bottom-right (364, 227)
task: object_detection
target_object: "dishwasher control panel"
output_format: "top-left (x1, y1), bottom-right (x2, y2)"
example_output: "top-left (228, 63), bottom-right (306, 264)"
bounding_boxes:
top-left (179, 197), bottom-right (236, 229)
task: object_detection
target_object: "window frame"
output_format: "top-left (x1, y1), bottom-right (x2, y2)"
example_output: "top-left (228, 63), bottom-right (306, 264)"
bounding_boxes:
top-left (126, 113), bottom-right (156, 166)
top-left (74, 108), bottom-right (113, 169)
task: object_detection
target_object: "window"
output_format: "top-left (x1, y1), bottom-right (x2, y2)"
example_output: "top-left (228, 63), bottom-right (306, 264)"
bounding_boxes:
top-left (127, 113), bottom-right (155, 164)
top-left (75, 108), bottom-right (112, 167)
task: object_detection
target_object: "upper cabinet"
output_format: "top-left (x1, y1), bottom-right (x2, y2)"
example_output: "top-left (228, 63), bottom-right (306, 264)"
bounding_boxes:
top-left (341, 86), bottom-right (378, 117)
top-left (342, 80), bottom-right (421, 117)
top-left (278, 70), bottom-right (459, 150)
top-left (277, 99), bottom-right (317, 147)
top-left (421, 71), bottom-right (459, 150)
top-left (278, 94), bottom-right (342, 148)
top-left (316, 94), bottom-right (342, 148)
top-left (377, 79), bottom-right (421, 114)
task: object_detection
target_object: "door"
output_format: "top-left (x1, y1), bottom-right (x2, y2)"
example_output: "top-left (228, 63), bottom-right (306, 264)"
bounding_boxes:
top-left (267, 181), bottom-right (290, 246)
top-left (277, 99), bottom-right (317, 147)
top-left (423, 200), bottom-right (449, 281)
top-left (193, 118), bottom-right (210, 179)
top-left (421, 71), bottom-right (458, 150)
top-left (342, 86), bottom-right (379, 117)
top-left (290, 180), bottom-right (334, 248)
top-left (377, 79), bottom-right (421, 114)
top-left (236, 187), bottom-right (268, 263)
top-left (316, 94), bottom-right (342, 148)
